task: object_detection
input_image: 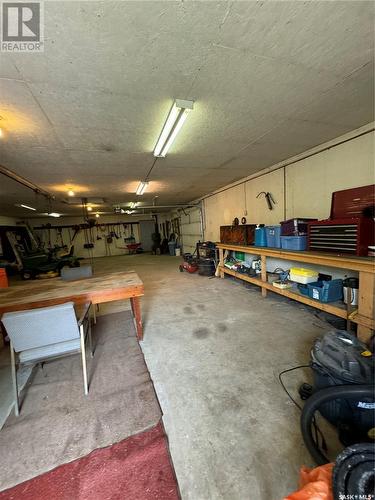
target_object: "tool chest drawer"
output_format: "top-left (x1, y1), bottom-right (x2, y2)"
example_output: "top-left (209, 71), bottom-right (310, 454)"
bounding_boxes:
top-left (308, 218), bottom-right (374, 256)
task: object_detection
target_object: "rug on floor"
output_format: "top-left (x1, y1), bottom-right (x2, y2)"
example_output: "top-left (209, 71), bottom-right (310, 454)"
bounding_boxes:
top-left (0, 311), bottom-right (162, 491)
top-left (0, 421), bottom-right (180, 500)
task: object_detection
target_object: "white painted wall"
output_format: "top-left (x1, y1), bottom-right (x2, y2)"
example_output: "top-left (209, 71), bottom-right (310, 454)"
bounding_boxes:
top-left (27, 214), bottom-right (155, 258)
top-left (0, 216), bottom-right (19, 226)
top-left (202, 125), bottom-right (374, 242)
top-left (286, 132), bottom-right (374, 219)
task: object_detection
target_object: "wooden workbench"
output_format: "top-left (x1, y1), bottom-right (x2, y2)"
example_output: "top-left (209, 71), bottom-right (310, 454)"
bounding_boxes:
top-left (217, 244), bottom-right (375, 343)
top-left (0, 271), bottom-right (145, 340)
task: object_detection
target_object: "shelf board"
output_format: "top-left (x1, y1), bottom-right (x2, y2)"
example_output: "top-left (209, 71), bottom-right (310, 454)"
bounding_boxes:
top-left (217, 243), bottom-right (375, 273)
top-left (220, 266), bottom-right (348, 319)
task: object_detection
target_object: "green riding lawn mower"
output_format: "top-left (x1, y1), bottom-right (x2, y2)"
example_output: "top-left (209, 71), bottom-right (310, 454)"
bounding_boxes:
top-left (1, 226), bottom-right (80, 280)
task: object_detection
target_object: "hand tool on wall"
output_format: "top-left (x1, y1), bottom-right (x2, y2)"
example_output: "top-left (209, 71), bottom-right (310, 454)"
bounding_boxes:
top-left (256, 191), bottom-right (276, 210)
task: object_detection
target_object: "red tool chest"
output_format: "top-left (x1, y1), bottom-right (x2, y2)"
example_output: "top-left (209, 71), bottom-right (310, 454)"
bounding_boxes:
top-left (308, 185), bottom-right (375, 256)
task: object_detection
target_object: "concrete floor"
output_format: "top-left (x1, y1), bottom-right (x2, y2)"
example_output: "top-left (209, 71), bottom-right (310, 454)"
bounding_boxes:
top-left (91, 253), bottom-right (330, 500)
top-left (0, 253), bottom-right (332, 499)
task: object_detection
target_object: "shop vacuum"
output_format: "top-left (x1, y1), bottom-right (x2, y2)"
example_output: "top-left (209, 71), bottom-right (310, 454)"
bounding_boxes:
top-left (298, 330), bottom-right (374, 497)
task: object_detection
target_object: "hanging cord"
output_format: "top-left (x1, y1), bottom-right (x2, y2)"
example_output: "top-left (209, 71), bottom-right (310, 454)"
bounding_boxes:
top-left (144, 157), bottom-right (158, 182)
top-left (278, 364), bottom-right (328, 453)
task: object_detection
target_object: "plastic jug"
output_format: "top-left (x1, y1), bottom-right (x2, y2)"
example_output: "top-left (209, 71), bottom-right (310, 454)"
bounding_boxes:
top-left (254, 225), bottom-right (267, 247)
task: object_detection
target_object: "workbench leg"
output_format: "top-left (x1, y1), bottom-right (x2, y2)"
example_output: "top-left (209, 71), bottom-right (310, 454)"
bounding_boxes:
top-left (219, 248), bottom-right (224, 278)
top-left (130, 297), bottom-right (143, 341)
top-left (261, 255), bottom-right (267, 297)
top-left (357, 271), bottom-right (375, 344)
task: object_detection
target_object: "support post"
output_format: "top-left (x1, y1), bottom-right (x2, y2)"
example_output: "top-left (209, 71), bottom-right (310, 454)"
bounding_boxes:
top-left (219, 248), bottom-right (224, 278)
top-left (261, 255), bottom-right (267, 297)
top-left (357, 271), bottom-right (375, 344)
top-left (130, 296), bottom-right (143, 341)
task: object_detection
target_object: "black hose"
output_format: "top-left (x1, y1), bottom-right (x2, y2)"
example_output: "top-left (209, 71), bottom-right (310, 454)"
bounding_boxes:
top-left (301, 385), bottom-right (375, 465)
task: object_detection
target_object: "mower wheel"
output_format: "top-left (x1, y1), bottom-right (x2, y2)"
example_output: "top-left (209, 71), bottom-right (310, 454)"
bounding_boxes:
top-left (179, 265), bottom-right (184, 272)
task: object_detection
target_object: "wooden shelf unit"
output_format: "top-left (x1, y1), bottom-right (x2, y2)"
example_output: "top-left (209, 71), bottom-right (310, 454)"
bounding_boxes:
top-left (217, 243), bottom-right (375, 343)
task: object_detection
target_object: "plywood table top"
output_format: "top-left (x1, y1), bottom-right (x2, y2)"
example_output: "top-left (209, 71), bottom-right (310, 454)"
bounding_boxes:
top-left (0, 271), bottom-right (144, 314)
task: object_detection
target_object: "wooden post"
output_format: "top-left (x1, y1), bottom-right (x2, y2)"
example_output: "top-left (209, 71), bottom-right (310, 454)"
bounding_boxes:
top-left (261, 255), bottom-right (267, 297)
top-left (357, 271), bottom-right (375, 344)
top-left (219, 248), bottom-right (224, 278)
top-left (130, 296), bottom-right (143, 341)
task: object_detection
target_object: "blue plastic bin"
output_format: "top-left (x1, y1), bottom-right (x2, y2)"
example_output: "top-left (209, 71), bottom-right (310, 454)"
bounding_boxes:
top-left (280, 235), bottom-right (307, 251)
top-left (254, 226), bottom-right (267, 247)
top-left (265, 226), bottom-right (281, 248)
top-left (168, 241), bottom-right (176, 256)
top-left (297, 284), bottom-right (309, 296)
top-left (307, 279), bottom-right (343, 303)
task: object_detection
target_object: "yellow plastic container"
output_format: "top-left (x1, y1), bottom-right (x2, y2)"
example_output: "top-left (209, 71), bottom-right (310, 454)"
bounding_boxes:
top-left (289, 267), bottom-right (319, 284)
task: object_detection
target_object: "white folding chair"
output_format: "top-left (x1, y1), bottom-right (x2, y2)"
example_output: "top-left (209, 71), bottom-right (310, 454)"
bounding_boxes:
top-left (1, 301), bottom-right (92, 416)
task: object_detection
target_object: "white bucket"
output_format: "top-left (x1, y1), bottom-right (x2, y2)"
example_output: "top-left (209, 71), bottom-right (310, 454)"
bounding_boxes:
top-left (175, 247), bottom-right (181, 256)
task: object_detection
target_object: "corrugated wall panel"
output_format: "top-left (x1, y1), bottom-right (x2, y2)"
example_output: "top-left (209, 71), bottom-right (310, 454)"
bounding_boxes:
top-left (179, 207), bottom-right (203, 253)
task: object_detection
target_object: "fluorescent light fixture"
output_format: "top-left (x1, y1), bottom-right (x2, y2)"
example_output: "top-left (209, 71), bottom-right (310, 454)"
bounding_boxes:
top-left (68, 190), bottom-right (75, 197)
top-left (136, 181), bottom-right (148, 196)
top-left (125, 210), bottom-right (136, 215)
top-left (154, 99), bottom-right (194, 157)
top-left (18, 204), bottom-right (36, 211)
top-left (48, 212), bottom-right (61, 218)
top-left (129, 202), bottom-right (138, 209)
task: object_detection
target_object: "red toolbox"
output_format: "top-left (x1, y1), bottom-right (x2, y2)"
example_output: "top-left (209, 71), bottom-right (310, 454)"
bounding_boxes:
top-left (280, 218), bottom-right (317, 236)
top-left (308, 185), bottom-right (375, 256)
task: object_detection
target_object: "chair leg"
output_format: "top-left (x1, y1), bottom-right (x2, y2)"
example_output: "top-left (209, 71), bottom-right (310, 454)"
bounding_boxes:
top-left (80, 325), bottom-right (89, 396)
top-left (10, 342), bottom-right (19, 417)
top-left (88, 316), bottom-right (94, 357)
top-left (92, 306), bottom-right (96, 324)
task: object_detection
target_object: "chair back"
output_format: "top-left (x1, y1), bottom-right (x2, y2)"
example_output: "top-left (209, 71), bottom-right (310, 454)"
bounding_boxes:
top-left (2, 302), bottom-right (80, 352)
top-left (61, 265), bottom-right (92, 281)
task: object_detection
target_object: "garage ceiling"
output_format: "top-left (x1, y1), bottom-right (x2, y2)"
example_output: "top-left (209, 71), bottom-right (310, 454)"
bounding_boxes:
top-left (0, 0), bottom-right (374, 217)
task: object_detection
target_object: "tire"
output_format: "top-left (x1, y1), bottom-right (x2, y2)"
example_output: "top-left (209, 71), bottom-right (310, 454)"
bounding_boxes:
top-left (301, 385), bottom-right (375, 465)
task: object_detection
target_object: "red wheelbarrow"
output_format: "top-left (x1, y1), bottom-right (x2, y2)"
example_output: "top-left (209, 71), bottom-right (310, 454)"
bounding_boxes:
top-left (126, 242), bottom-right (142, 254)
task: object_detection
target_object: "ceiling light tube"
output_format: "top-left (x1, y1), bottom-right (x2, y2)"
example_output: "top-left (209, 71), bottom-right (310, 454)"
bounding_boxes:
top-left (19, 204), bottom-right (36, 211)
top-left (48, 212), bottom-right (61, 218)
top-left (136, 181), bottom-right (148, 196)
top-left (154, 99), bottom-right (194, 157)
top-left (129, 202), bottom-right (138, 209)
